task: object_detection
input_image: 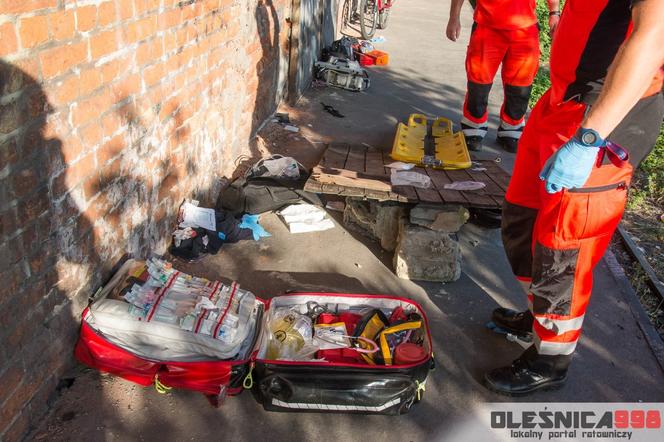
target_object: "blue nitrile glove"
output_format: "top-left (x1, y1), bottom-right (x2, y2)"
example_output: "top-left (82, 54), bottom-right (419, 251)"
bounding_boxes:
top-left (239, 214), bottom-right (271, 241)
top-left (539, 129), bottom-right (603, 194)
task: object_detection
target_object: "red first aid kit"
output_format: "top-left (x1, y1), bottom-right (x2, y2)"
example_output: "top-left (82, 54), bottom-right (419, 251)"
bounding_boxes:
top-left (75, 259), bottom-right (434, 414)
top-left (354, 51), bottom-right (376, 66)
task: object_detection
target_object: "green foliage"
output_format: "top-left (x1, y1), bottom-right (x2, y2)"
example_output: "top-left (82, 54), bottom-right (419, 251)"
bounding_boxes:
top-left (529, 0), bottom-right (558, 106)
top-left (630, 128), bottom-right (664, 206)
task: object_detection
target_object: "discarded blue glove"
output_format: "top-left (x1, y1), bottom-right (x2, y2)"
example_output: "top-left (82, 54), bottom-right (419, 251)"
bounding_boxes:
top-left (539, 138), bottom-right (600, 194)
top-left (239, 214), bottom-right (271, 241)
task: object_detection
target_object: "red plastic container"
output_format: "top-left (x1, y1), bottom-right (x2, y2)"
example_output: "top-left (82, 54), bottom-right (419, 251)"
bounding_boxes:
top-left (354, 51), bottom-right (376, 66)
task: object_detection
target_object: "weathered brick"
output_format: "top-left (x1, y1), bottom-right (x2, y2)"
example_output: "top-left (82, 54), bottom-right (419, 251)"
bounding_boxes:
top-left (17, 189), bottom-right (50, 221)
top-left (12, 166), bottom-right (43, 200)
top-left (76, 5), bottom-right (97, 32)
top-left (39, 41), bottom-right (87, 79)
top-left (72, 91), bottom-right (112, 127)
top-left (0, 360), bottom-right (24, 405)
top-left (64, 153), bottom-right (96, 189)
top-left (111, 73), bottom-right (141, 100)
top-left (117, 0), bottom-right (135, 20)
top-left (0, 22), bottom-right (18, 56)
top-left (0, 264), bottom-right (24, 302)
top-left (0, 1), bottom-right (293, 440)
top-left (143, 62), bottom-right (165, 87)
top-left (50, 74), bottom-right (80, 107)
top-left (96, 135), bottom-right (123, 166)
top-left (0, 101), bottom-right (23, 136)
top-left (0, 0), bottom-right (56, 14)
top-left (100, 58), bottom-right (124, 84)
top-left (81, 172), bottom-right (101, 201)
top-left (1, 408), bottom-right (31, 442)
top-left (49, 9), bottom-right (76, 41)
top-left (90, 29), bottom-right (119, 59)
top-left (98, 1), bottom-right (117, 27)
top-left (79, 68), bottom-right (104, 97)
top-left (19, 14), bottom-right (50, 49)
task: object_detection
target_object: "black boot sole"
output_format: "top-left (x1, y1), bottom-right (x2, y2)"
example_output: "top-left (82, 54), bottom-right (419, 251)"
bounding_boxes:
top-left (496, 137), bottom-right (518, 154)
top-left (484, 375), bottom-right (567, 397)
top-left (487, 320), bottom-right (533, 338)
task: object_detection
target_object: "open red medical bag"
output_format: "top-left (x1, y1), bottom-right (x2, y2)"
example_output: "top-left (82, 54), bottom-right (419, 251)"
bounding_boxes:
top-left (74, 259), bottom-right (434, 414)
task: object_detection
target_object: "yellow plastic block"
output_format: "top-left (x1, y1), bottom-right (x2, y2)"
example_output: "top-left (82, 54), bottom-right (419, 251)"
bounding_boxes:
top-left (391, 114), bottom-right (471, 170)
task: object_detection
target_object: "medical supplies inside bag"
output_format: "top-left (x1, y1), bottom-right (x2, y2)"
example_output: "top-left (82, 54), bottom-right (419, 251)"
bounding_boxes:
top-left (75, 260), bottom-right (433, 414)
top-left (74, 258), bottom-right (262, 403)
top-left (252, 293), bottom-right (434, 415)
top-left (258, 299), bottom-right (430, 367)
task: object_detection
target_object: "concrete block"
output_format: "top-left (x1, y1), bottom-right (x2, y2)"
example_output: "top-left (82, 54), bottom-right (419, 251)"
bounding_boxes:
top-left (394, 224), bottom-right (462, 282)
top-left (343, 198), bottom-right (405, 251)
top-left (410, 204), bottom-right (469, 233)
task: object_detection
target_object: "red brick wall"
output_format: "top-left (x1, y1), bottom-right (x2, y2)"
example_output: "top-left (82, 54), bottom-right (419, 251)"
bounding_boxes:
top-left (0, 0), bottom-right (291, 438)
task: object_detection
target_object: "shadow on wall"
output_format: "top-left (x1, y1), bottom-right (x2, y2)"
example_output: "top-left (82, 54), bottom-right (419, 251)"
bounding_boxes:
top-left (0, 52), bottom-right (218, 436)
top-left (0, 59), bottom-right (91, 437)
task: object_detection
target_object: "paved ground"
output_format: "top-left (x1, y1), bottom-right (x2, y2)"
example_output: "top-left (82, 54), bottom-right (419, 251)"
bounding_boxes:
top-left (35, 1), bottom-right (664, 441)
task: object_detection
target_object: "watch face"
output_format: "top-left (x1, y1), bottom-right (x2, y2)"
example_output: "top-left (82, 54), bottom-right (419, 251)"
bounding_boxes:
top-left (581, 131), bottom-right (597, 145)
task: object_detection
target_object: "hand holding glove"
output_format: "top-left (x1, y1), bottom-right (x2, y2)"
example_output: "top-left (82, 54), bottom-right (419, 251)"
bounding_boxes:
top-left (539, 128), bottom-right (603, 194)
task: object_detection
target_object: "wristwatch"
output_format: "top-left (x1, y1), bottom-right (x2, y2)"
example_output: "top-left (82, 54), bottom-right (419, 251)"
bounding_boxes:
top-left (575, 127), bottom-right (604, 148)
top-left (549, 10), bottom-right (560, 16)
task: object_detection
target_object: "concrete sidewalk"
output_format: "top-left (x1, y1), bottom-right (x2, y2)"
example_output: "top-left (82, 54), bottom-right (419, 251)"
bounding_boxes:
top-left (36, 1), bottom-right (664, 441)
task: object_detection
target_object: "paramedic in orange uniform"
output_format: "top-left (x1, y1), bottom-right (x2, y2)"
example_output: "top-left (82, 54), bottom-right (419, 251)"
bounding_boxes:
top-left (486, 0), bottom-right (664, 395)
top-left (446, 0), bottom-right (560, 152)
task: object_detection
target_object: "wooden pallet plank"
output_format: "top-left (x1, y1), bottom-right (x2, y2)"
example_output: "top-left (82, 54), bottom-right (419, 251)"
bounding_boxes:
top-left (446, 169), bottom-right (496, 207)
top-left (345, 145), bottom-right (367, 172)
top-left (426, 168), bottom-right (469, 205)
top-left (321, 143), bottom-right (351, 168)
top-left (366, 148), bottom-right (388, 176)
top-left (414, 182), bottom-right (444, 203)
top-left (312, 169), bottom-right (392, 192)
top-left (466, 168), bottom-right (505, 206)
top-left (304, 179), bottom-right (323, 193)
top-left (392, 185), bottom-right (419, 201)
top-left (480, 160), bottom-right (511, 191)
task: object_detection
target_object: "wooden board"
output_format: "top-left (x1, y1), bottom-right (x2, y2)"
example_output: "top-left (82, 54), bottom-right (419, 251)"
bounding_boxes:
top-left (304, 144), bottom-right (510, 209)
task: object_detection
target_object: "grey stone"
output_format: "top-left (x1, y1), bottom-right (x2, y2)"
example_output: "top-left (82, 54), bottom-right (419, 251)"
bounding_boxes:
top-left (394, 224), bottom-right (462, 282)
top-left (343, 198), bottom-right (406, 251)
top-left (409, 204), bottom-right (469, 233)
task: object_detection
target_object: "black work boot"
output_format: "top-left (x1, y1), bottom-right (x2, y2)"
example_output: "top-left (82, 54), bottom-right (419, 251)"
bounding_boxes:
top-left (497, 135), bottom-right (519, 153)
top-left (491, 308), bottom-right (533, 336)
top-left (484, 346), bottom-right (571, 396)
top-left (465, 135), bottom-right (484, 152)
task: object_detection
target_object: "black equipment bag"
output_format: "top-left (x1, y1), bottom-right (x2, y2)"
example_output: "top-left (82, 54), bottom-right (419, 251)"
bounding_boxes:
top-left (251, 292), bottom-right (435, 415)
top-left (218, 174), bottom-right (321, 215)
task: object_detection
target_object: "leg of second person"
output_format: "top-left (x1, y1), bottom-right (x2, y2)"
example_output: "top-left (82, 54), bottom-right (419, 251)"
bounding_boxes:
top-left (497, 24), bottom-right (540, 153)
top-left (462, 24), bottom-right (507, 151)
top-left (494, 89), bottom-right (558, 336)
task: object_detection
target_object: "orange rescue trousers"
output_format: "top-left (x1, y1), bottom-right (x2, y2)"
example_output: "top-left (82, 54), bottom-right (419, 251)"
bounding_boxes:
top-left (462, 23), bottom-right (539, 140)
top-left (502, 90), bottom-right (664, 357)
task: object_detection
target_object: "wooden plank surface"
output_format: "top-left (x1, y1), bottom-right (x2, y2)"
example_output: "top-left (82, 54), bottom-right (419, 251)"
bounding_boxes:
top-left (345, 145), bottom-right (366, 172)
top-left (304, 144), bottom-right (509, 209)
top-left (426, 168), bottom-right (468, 205)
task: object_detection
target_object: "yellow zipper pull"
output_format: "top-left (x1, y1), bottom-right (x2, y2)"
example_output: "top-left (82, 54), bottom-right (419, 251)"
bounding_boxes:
top-left (243, 363), bottom-right (255, 389)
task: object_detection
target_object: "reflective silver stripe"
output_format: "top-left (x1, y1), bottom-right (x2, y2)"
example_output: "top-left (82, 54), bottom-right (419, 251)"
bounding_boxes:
top-left (499, 120), bottom-right (524, 130)
top-left (271, 398), bottom-right (401, 412)
top-left (534, 314), bottom-right (585, 334)
top-left (462, 128), bottom-right (488, 137)
top-left (534, 334), bottom-right (578, 355)
top-left (461, 116), bottom-right (487, 129)
top-left (496, 130), bottom-right (523, 139)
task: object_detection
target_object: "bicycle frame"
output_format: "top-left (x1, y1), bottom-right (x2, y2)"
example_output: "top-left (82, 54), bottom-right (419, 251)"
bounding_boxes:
top-left (376, 0), bottom-right (395, 13)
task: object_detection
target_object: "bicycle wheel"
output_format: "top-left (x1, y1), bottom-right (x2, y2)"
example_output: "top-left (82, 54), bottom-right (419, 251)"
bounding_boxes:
top-left (342, 0), bottom-right (352, 30)
top-left (378, 8), bottom-right (390, 29)
top-left (359, 0), bottom-right (378, 39)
